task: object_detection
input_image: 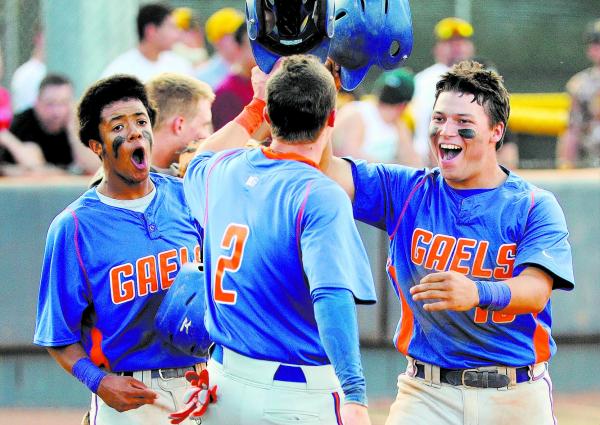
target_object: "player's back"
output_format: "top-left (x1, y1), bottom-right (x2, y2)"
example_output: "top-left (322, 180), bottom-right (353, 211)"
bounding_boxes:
top-left (185, 147), bottom-right (371, 366)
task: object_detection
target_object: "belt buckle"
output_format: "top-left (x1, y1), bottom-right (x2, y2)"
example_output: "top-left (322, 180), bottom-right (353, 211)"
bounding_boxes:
top-left (460, 368), bottom-right (479, 387)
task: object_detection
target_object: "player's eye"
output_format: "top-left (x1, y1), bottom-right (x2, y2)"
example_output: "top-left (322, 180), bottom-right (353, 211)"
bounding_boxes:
top-left (138, 119), bottom-right (148, 126)
top-left (112, 124), bottom-right (124, 132)
top-left (431, 116), bottom-right (444, 123)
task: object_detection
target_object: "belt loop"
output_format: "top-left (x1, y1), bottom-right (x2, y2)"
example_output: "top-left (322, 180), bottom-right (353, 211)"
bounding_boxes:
top-left (422, 362), bottom-right (441, 388)
top-left (143, 370), bottom-right (152, 387)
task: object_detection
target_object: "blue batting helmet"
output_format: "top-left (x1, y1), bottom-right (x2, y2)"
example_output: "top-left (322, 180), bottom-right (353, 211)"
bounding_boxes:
top-left (155, 262), bottom-right (210, 358)
top-left (329, 0), bottom-right (413, 90)
top-left (246, 0), bottom-right (335, 73)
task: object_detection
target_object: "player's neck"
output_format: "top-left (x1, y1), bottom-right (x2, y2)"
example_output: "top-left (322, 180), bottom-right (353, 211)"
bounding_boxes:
top-left (269, 139), bottom-right (324, 166)
top-left (98, 173), bottom-right (155, 200)
top-left (445, 163), bottom-right (508, 190)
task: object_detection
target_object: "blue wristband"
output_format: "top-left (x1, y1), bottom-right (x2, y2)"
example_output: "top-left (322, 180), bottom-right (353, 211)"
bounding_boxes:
top-left (72, 358), bottom-right (107, 394)
top-left (475, 281), bottom-right (511, 311)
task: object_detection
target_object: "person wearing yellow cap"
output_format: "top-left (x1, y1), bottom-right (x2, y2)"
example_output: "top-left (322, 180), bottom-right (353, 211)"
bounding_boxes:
top-left (196, 7), bottom-right (245, 89)
top-left (171, 7), bottom-right (209, 69)
top-left (412, 17), bottom-right (475, 165)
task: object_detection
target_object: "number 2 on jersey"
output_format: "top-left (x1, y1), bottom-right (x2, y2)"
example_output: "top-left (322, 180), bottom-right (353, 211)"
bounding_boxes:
top-left (214, 224), bottom-right (249, 305)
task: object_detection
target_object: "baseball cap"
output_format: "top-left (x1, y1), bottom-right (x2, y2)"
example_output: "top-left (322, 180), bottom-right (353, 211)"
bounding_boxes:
top-left (205, 7), bottom-right (245, 45)
top-left (173, 7), bottom-right (198, 31)
top-left (584, 18), bottom-right (600, 44)
top-left (374, 68), bottom-right (415, 105)
top-left (434, 17), bottom-right (473, 40)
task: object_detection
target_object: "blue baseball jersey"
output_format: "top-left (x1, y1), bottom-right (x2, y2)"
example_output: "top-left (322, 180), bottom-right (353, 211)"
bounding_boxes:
top-left (34, 173), bottom-right (203, 372)
top-left (184, 147), bottom-right (376, 366)
top-left (350, 160), bottom-right (574, 368)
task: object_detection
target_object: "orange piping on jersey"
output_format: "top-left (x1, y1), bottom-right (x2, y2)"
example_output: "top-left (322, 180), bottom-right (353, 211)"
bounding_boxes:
top-left (261, 146), bottom-right (319, 169)
top-left (89, 327), bottom-right (111, 371)
top-left (388, 263), bottom-right (413, 354)
top-left (532, 313), bottom-right (551, 363)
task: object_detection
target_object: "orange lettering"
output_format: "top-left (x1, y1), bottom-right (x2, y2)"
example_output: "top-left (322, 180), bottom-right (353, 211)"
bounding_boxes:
top-left (159, 249), bottom-right (178, 290)
top-left (471, 241), bottom-right (493, 278)
top-left (411, 228), bottom-right (432, 266)
top-left (194, 245), bottom-right (201, 263)
top-left (424, 234), bottom-right (455, 271)
top-left (449, 238), bottom-right (476, 274)
top-left (179, 247), bottom-right (189, 265)
top-left (215, 224), bottom-right (249, 304)
top-left (110, 264), bottom-right (135, 304)
top-left (136, 256), bottom-right (158, 296)
top-left (494, 244), bottom-right (516, 279)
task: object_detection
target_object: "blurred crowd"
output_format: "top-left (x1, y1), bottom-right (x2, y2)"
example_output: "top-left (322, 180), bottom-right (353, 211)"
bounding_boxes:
top-left (0, 3), bottom-right (598, 178)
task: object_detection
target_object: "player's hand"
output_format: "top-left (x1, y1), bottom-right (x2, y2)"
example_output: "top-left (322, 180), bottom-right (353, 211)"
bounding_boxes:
top-left (96, 375), bottom-right (158, 412)
top-left (410, 271), bottom-right (479, 312)
top-left (325, 58), bottom-right (342, 92)
top-left (250, 66), bottom-right (269, 101)
top-left (341, 403), bottom-right (371, 425)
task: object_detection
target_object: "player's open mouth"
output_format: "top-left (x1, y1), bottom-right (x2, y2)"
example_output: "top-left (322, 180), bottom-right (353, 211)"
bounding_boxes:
top-left (440, 143), bottom-right (462, 161)
top-left (131, 147), bottom-right (147, 170)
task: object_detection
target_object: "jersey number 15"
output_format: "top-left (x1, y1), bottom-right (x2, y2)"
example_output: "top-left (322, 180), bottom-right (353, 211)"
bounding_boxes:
top-left (214, 224), bottom-right (249, 305)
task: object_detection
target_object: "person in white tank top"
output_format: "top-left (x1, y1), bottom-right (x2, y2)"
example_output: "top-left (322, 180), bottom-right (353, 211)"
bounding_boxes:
top-left (333, 69), bottom-right (422, 166)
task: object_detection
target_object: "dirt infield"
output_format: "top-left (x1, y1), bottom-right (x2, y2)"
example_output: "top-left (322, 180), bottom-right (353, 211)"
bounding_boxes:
top-left (2, 393), bottom-right (598, 425)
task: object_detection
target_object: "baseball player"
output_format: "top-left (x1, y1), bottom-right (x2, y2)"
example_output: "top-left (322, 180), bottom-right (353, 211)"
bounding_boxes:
top-left (323, 61), bottom-right (574, 424)
top-left (180, 56), bottom-right (376, 425)
top-left (34, 75), bottom-right (205, 425)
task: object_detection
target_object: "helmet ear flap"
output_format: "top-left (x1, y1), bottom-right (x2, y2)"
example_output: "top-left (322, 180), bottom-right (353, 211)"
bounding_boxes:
top-left (330, 0), bottom-right (413, 91)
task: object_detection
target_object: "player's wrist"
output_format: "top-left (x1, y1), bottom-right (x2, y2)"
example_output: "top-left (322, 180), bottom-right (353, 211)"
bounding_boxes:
top-left (343, 390), bottom-right (368, 407)
top-left (475, 280), bottom-right (511, 311)
top-left (233, 97), bottom-right (266, 136)
top-left (72, 357), bottom-right (107, 394)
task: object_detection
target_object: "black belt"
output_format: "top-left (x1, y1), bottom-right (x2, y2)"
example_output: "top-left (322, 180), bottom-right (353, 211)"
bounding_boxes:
top-left (415, 364), bottom-right (531, 388)
top-left (119, 366), bottom-right (195, 380)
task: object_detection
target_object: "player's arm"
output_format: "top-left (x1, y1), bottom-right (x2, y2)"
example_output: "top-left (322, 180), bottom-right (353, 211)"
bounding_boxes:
top-left (320, 140), bottom-right (356, 200)
top-left (194, 66), bottom-right (269, 155)
top-left (410, 266), bottom-right (552, 314)
top-left (47, 342), bottom-right (157, 412)
top-left (312, 288), bottom-right (371, 425)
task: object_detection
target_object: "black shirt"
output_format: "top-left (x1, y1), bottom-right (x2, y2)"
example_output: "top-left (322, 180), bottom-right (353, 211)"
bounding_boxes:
top-left (4, 108), bottom-right (73, 166)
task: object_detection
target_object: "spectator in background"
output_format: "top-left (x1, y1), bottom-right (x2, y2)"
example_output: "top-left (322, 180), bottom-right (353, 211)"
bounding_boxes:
top-left (0, 43), bottom-right (46, 176)
top-left (211, 22), bottom-right (257, 132)
top-left (195, 7), bottom-right (245, 89)
top-left (557, 18), bottom-right (600, 168)
top-left (11, 28), bottom-right (46, 114)
top-left (101, 3), bottom-right (193, 81)
top-left (333, 68), bottom-right (422, 166)
top-left (172, 7), bottom-right (209, 70)
top-left (412, 17), bottom-right (475, 165)
top-left (7, 74), bottom-right (98, 174)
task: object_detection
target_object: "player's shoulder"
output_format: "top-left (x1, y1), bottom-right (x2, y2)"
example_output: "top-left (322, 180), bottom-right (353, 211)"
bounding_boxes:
top-left (502, 170), bottom-right (561, 209)
top-left (47, 189), bottom-right (99, 233)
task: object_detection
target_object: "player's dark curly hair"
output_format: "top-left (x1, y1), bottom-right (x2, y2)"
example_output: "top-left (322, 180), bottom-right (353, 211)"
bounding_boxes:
top-left (435, 61), bottom-right (510, 150)
top-left (266, 55), bottom-right (336, 143)
top-left (78, 75), bottom-right (156, 147)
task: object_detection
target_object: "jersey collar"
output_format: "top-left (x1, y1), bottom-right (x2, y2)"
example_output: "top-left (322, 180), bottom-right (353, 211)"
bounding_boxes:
top-left (261, 146), bottom-right (320, 170)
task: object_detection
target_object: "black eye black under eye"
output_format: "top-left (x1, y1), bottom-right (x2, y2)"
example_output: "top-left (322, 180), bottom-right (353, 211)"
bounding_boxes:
top-left (458, 129), bottom-right (476, 139)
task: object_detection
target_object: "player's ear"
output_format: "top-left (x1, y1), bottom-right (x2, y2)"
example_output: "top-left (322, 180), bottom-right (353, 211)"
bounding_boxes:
top-left (171, 116), bottom-right (185, 135)
top-left (327, 110), bottom-right (336, 128)
top-left (88, 139), bottom-right (103, 159)
top-left (490, 121), bottom-right (505, 145)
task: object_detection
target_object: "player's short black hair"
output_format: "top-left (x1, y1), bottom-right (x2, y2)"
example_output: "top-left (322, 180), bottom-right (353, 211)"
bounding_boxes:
top-left (435, 60), bottom-right (510, 150)
top-left (233, 21), bottom-right (247, 46)
top-left (266, 55), bottom-right (336, 143)
top-left (39, 74), bottom-right (72, 94)
top-left (78, 75), bottom-right (157, 147)
top-left (137, 3), bottom-right (173, 41)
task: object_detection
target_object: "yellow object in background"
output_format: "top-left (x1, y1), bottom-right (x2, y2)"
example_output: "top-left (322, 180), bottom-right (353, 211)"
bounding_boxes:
top-left (508, 93), bottom-right (570, 136)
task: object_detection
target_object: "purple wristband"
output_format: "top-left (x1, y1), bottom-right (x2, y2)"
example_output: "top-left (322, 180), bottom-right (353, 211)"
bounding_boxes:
top-left (475, 280), bottom-right (512, 311)
top-left (72, 358), bottom-right (107, 394)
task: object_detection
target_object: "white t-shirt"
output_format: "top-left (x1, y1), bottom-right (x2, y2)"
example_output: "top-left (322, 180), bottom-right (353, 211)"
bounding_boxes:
top-left (101, 48), bottom-right (194, 82)
top-left (355, 101), bottom-right (400, 163)
top-left (10, 58), bottom-right (47, 113)
top-left (412, 62), bottom-right (449, 160)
